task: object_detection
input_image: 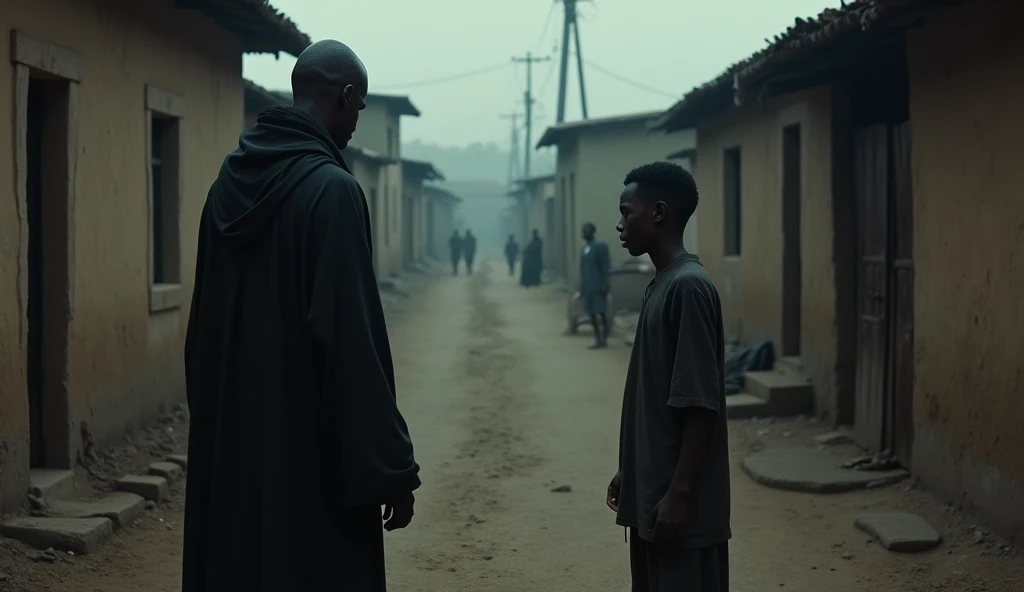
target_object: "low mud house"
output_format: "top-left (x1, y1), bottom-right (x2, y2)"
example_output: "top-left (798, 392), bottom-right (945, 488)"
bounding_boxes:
top-left (512, 174), bottom-right (561, 276)
top-left (652, 0), bottom-right (1024, 542)
top-left (350, 93), bottom-right (420, 277)
top-left (425, 185), bottom-right (462, 260)
top-left (0, 0), bottom-right (308, 514)
top-left (401, 159), bottom-right (445, 267)
top-left (536, 112), bottom-right (697, 287)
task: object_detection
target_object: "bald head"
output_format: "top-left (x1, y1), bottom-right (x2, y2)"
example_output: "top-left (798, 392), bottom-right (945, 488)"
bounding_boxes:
top-left (290, 40), bottom-right (368, 148)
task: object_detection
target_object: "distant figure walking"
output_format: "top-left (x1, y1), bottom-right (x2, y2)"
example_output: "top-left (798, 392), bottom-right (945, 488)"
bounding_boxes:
top-left (580, 222), bottom-right (611, 349)
top-left (504, 235), bottom-right (520, 276)
top-left (449, 230), bottom-right (463, 275)
top-left (520, 229), bottom-right (543, 287)
top-left (463, 230), bottom-right (478, 275)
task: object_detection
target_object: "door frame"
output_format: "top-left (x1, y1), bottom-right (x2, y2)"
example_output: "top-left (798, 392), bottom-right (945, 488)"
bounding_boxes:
top-left (12, 30), bottom-right (81, 469)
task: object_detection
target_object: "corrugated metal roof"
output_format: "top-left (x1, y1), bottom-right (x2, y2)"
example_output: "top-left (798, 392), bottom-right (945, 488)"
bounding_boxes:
top-left (536, 110), bottom-right (663, 148)
top-left (650, 0), bottom-right (948, 132)
top-left (368, 93), bottom-right (421, 117)
top-left (402, 158), bottom-right (445, 181)
top-left (175, 0), bottom-right (309, 57)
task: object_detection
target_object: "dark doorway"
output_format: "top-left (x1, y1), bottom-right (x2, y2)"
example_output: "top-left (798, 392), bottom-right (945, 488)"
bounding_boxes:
top-left (25, 76), bottom-right (72, 468)
top-left (781, 124), bottom-right (802, 357)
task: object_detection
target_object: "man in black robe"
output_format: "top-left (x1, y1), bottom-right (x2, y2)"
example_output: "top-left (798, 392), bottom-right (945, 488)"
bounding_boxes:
top-left (520, 229), bottom-right (544, 287)
top-left (183, 40), bottom-right (421, 592)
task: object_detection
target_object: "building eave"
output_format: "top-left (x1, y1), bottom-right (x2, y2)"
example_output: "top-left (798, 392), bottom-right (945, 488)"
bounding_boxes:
top-left (368, 93), bottom-right (421, 117)
top-left (536, 110), bottom-right (664, 149)
top-left (650, 0), bottom-right (951, 133)
top-left (174, 0), bottom-right (310, 57)
top-left (401, 158), bottom-right (445, 182)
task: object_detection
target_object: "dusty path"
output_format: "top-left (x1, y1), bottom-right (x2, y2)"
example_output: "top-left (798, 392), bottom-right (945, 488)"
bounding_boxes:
top-left (3, 259), bottom-right (1022, 591)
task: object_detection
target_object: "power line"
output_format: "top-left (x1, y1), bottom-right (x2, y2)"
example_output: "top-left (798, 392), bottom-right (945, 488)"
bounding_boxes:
top-left (373, 62), bottom-right (510, 90)
top-left (534, 2), bottom-right (557, 51)
top-left (583, 60), bottom-right (680, 99)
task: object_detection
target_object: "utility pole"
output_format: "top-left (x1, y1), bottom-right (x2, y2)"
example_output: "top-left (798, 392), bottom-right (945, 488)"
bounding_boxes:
top-left (555, 0), bottom-right (590, 123)
top-left (500, 112), bottom-right (523, 188)
top-left (512, 51), bottom-right (550, 177)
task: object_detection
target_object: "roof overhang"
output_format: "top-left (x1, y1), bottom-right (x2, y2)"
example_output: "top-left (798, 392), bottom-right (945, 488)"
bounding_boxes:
top-left (424, 184), bottom-right (462, 204)
top-left (343, 144), bottom-right (398, 166)
top-left (666, 148), bottom-right (697, 162)
top-left (536, 110), bottom-right (664, 149)
top-left (401, 159), bottom-right (445, 182)
top-left (174, 0), bottom-right (310, 57)
top-left (650, 0), bottom-right (949, 133)
top-left (244, 79), bottom-right (288, 116)
top-left (368, 93), bottom-right (421, 117)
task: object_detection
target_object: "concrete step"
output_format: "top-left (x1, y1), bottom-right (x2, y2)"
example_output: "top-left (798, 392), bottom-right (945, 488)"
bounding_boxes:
top-left (726, 393), bottom-right (772, 419)
top-left (744, 370), bottom-right (814, 417)
top-left (29, 469), bottom-right (76, 503)
top-left (166, 454), bottom-right (188, 470)
top-left (1, 516), bottom-right (113, 555)
top-left (115, 475), bottom-right (169, 503)
top-left (50, 492), bottom-right (146, 529)
top-left (148, 461), bottom-right (183, 482)
top-left (775, 355), bottom-right (803, 376)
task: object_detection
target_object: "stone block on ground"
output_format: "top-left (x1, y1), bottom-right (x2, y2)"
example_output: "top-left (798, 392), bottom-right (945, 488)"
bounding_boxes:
top-left (855, 512), bottom-right (942, 552)
top-left (744, 371), bottom-right (814, 417)
top-left (28, 469), bottom-right (76, 502)
top-left (1, 517), bottom-right (113, 555)
top-left (115, 475), bottom-right (169, 503)
top-left (742, 447), bottom-right (908, 493)
top-left (50, 493), bottom-right (146, 529)
top-left (148, 461), bottom-right (183, 482)
top-left (166, 454), bottom-right (188, 469)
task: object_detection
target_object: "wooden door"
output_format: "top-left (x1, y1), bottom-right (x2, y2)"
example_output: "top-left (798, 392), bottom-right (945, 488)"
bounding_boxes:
top-left (854, 125), bottom-right (890, 452)
top-left (889, 121), bottom-right (915, 467)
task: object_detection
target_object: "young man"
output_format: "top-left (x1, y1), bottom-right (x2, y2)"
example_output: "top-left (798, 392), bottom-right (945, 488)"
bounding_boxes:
top-left (579, 222), bottom-right (611, 349)
top-left (449, 230), bottom-right (463, 275)
top-left (606, 161), bottom-right (730, 592)
top-left (463, 229), bottom-right (478, 275)
top-left (504, 234), bottom-right (520, 276)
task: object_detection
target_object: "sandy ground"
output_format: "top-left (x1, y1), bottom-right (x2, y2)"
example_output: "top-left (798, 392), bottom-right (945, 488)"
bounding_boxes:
top-left (2, 258), bottom-right (1022, 591)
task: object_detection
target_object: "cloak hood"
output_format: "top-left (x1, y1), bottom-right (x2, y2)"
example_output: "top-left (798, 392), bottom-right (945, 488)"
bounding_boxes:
top-left (210, 106), bottom-right (351, 245)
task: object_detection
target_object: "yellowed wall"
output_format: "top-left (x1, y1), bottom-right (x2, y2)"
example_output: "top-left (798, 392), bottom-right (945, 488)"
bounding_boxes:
top-left (694, 88), bottom-right (840, 417)
top-left (554, 124), bottom-right (696, 289)
top-left (351, 104), bottom-right (404, 277)
top-left (905, 0), bottom-right (1024, 539)
top-left (0, 0), bottom-right (243, 512)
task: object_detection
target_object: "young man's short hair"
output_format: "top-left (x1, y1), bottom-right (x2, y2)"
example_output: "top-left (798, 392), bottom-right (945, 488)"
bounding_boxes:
top-left (623, 162), bottom-right (699, 227)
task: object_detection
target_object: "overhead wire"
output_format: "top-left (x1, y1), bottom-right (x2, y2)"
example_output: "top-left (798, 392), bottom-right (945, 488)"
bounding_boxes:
top-left (582, 59), bottom-right (680, 99)
top-left (373, 61), bottom-right (511, 90)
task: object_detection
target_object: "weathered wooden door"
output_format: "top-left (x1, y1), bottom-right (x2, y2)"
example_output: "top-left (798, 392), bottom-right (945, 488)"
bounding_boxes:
top-left (888, 121), bottom-right (915, 467)
top-left (854, 125), bottom-right (890, 452)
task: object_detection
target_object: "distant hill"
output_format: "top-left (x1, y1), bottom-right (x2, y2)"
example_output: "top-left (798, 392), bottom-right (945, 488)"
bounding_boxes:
top-left (403, 140), bottom-right (555, 184)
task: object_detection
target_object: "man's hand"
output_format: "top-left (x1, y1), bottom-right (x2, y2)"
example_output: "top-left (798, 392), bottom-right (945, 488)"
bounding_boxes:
top-left (651, 491), bottom-right (690, 544)
top-left (383, 491), bottom-right (415, 532)
top-left (606, 472), bottom-right (622, 512)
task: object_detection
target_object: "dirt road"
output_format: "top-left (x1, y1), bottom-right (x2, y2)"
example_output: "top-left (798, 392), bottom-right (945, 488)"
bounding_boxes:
top-left (3, 259), bottom-right (1022, 591)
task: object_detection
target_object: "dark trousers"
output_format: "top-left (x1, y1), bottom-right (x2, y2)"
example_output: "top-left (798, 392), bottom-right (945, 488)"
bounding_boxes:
top-left (629, 530), bottom-right (729, 592)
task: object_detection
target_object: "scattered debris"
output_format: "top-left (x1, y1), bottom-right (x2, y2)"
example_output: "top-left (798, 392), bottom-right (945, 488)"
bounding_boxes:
top-left (813, 431), bottom-right (850, 446)
top-left (550, 485), bottom-right (572, 493)
top-left (28, 547), bottom-right (60, 563)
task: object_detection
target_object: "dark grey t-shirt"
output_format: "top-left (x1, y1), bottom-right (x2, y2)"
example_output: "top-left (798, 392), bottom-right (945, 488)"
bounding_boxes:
top-left (615, 254), bottom-right (731, 547)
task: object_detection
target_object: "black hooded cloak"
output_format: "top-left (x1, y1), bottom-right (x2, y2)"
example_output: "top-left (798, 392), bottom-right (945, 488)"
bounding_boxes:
top-left (182, 107), bottom-right (420, 592)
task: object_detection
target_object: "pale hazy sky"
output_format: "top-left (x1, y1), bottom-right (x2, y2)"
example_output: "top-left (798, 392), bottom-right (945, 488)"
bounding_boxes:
top-left (244, 0), bottom-right (839, 147)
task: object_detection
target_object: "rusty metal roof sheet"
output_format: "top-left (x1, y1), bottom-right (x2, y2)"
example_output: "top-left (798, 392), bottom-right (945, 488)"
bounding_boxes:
top-left (650, 0), bottom-right (948, 132)
top-left (175, 0), bottom-right (310, 57)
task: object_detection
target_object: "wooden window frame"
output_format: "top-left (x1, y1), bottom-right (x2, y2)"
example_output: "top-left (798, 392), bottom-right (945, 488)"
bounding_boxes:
top-left (145, 84), bottom-right (185, 313)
